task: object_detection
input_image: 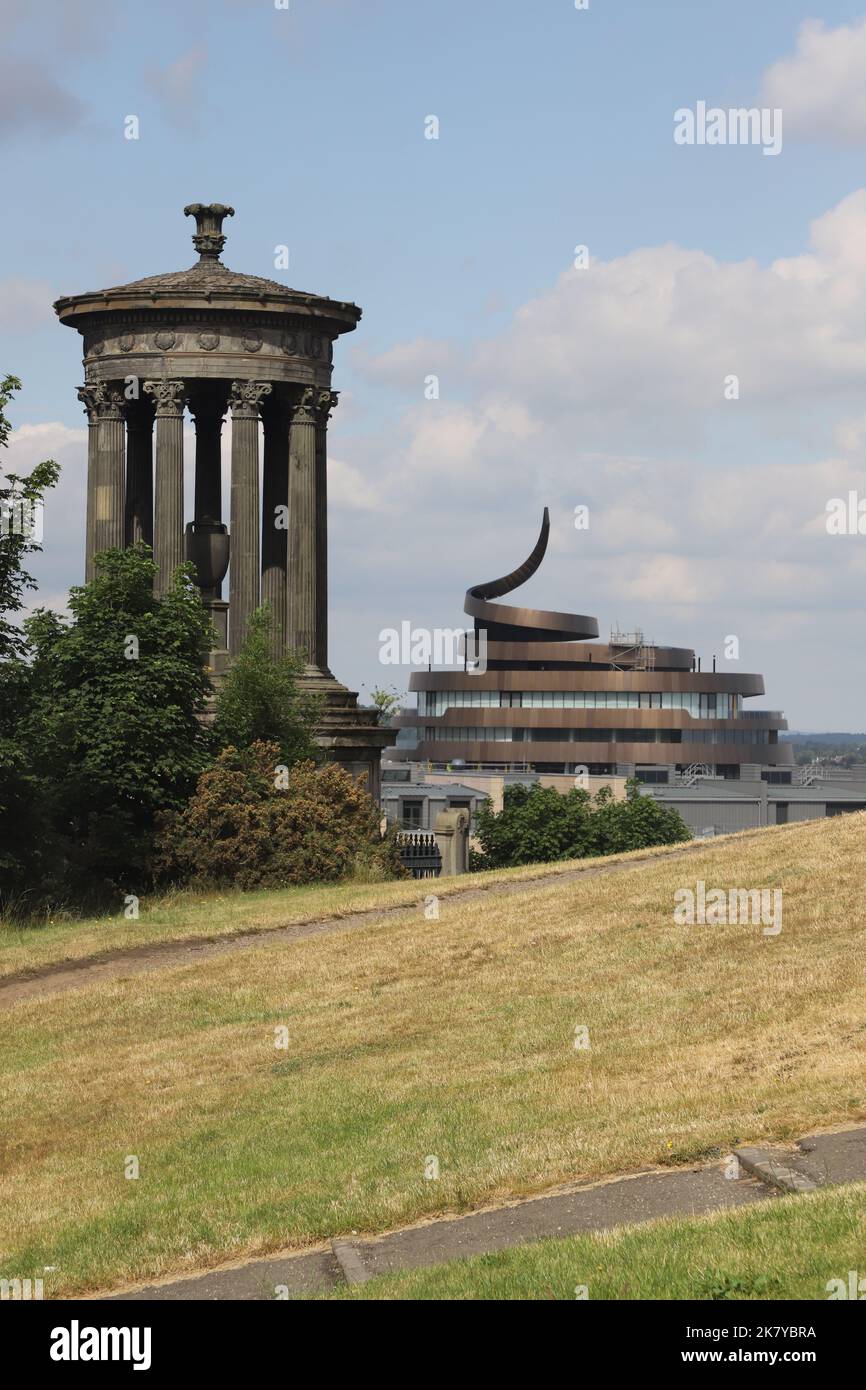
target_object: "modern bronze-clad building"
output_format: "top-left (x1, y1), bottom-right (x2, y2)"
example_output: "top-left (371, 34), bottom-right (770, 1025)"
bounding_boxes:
top-left (396, 511), bottom-right (792, 781)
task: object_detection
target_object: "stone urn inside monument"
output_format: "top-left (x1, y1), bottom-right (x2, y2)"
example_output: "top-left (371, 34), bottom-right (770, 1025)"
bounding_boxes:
top-left (185, 517), bottom-right (230, 667)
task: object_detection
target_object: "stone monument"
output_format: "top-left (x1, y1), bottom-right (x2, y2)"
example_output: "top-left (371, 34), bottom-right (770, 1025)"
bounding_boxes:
top-left (55, 204), bottom-right (395, 796)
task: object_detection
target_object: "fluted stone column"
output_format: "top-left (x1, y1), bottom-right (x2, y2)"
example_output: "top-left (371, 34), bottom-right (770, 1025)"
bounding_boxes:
top-left (77, 384), bottom-right (101, 582)
top-left (229, 380), bottom-right (271, 656)
top-left (314, 389), bottom-right (337, 674)
top-left (77, 383), bottom-right (125, 570)
top-left (286, 387), bottom-right (320, 672)
top-left (144, 379), bottom-right (186, 595)
top-left (261, 392), bottom-right (291, 655)
top-left (124, 396), bottom-right (154, 548)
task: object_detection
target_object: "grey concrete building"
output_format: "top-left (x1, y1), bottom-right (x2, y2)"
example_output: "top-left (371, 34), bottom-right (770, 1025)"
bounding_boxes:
top-left (382, 761), bottom-right (866, 838)
top-left (381, 777), bottom-right (490, 831)
top-left (638, 769), bottom-right (866, 835)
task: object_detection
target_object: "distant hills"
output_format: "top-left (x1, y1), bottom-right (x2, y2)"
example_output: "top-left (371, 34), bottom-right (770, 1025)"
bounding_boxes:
top-left (781, 732), bottom-right (866, 766)
top-left (782, 732), bottom-right (866, 743)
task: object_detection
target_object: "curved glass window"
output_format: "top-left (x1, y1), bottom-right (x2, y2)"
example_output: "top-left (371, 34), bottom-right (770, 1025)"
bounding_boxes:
top-left (418, 691), bottom-right (735, 718)
top-left (419, 725), bottom-right (767, 745)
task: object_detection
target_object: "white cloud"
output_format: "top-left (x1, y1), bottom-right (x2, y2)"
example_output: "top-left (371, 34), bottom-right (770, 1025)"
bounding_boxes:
top-left (3, 420), bottom-right (85, 469)
top-left (618, 555), bottom-right (702, 607)
top-left (319, 189), bottom-right (866, 726)
top-left (353, 338), bottom-right (462, 391)
top-left (146, 45), bottom-right (207, 129)
top-left (4, 420), bottom-right (87, 609)
top-left (467, 193), bottom-right (866, 434)
top-left (592, 505), bottom-right (678, 552)
top-left (356, 189), bottom-right (866, 523)
top-left (762, 17), bottom-right (866, 145)
top-left (0, 277), bottom-right (56, 329)
top-left (328, 456), bottom-right (380, 511)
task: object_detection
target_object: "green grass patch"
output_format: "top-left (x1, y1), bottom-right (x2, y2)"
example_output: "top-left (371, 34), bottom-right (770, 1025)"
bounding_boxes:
top-left (315, 1184), bottom-right (866, 1300)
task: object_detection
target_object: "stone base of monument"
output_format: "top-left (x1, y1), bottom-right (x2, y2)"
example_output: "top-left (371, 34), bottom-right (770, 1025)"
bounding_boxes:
top-left (207, 648), bottom-right (232, 679)
top-left (204, 600), bottom-right (231, 679)
top-left (199, 668), bottom-right (394, 800)
top-left (299, 671), bottom-right (397, 801)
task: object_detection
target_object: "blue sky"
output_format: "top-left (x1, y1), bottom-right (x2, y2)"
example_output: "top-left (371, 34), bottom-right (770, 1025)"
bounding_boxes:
top-left (5, 0), bottom-right (866, 727)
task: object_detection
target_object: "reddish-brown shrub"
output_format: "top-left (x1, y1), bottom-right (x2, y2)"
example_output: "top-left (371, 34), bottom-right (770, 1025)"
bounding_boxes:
top-left (154, 741), bottom-right (404, 890)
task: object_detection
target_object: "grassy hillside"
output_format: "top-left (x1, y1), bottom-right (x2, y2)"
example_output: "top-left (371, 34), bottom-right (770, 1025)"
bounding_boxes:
top-left (1, 813), bottom-right (865, 1297)
top-left (0, 840), bottom-right (687, 981)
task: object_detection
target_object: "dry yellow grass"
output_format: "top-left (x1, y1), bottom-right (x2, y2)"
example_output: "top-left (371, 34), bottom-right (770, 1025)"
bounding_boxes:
top-left (1, 813), bottom-right (864, 1297)
top-left (0, 835), bottom-right (711, 981)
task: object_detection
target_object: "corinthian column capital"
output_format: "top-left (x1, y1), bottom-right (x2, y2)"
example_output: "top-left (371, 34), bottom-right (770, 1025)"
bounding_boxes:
top-left (77, 382), bottom-right (124, 420)
top-left (229, 380), bottom-right (273, 418)
top-left (315, 388), bottom-right (339, 425)
top-left (144, 379), bottom-right (186, 416)
top-left (291, 386), bottom-right (337, 426)
top-left (292, 386), bottom-right (319, 425)
top-left (77, 384), bottom-right (102, 421)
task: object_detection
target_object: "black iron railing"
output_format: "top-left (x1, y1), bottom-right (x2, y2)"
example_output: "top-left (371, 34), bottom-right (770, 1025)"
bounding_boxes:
top-left (395, 831), bottom-right (442, 879)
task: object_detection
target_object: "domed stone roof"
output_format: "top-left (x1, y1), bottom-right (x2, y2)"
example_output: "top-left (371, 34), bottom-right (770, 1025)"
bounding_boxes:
top-left (96, 259), bottom-right (314, 302)
top-left (54, 204), bottom-right (361, 328)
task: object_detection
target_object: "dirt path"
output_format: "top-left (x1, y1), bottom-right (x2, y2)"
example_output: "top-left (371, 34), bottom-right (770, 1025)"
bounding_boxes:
top-left (0, 830), bottom-right (775, 1010)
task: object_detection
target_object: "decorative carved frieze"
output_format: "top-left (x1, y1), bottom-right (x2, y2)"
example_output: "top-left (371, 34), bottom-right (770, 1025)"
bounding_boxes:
top-left (281, 330), bottom-right (334, 362)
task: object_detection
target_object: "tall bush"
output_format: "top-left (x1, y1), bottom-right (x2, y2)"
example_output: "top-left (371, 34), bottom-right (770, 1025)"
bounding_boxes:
top-left (155, 740), bottom-right (404, 890)
top-left (473, 779), bottom-right (690, 869)
top-left (213, 605), bottom-right (321, 767)
top-left (8, 546), bottom-right (214, 905)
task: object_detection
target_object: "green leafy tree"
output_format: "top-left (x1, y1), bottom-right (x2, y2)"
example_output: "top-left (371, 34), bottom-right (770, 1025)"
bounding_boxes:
top-left (473, 783), bottom-right (594, 868)
top-left (0, 375), bottom-right (60, 660)
top-left (154, 740), bottom-right (404, 890)
top-left (0, 658), bottom-right (48, 900)
top-left (0, 376), bottom-right (60, 900)
top-left (366, 685), bottom-right (403, 726)
top-left (585, 779), bottom-right (692, 856)
top-left (14, 545), bottom-right (215, 904)
top-left (473, 778), bottom-right (690, 870)
top-left (213, 605), bottom-right (321, 766)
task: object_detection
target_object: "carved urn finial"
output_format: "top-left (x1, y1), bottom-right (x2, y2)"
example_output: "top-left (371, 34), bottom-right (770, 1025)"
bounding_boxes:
top-left (183, 203), bottom-right (235, 262)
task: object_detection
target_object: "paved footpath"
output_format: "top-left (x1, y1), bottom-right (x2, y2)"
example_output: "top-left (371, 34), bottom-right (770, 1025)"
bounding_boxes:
top-left (101, 1125), bottom-right (866, 1302)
